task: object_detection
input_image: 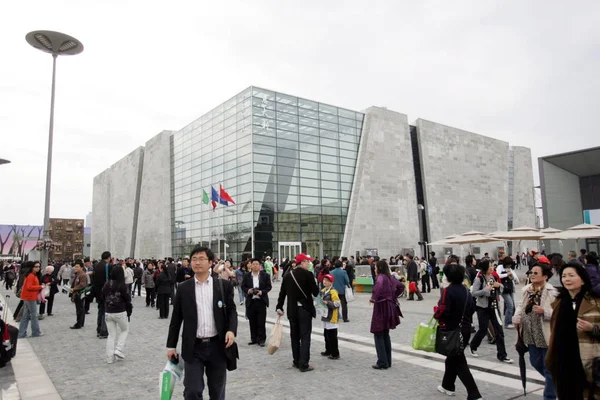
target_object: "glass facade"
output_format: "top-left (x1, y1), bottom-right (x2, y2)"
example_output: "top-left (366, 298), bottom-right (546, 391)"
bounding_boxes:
top-left (171, 86), bottom-right (363, 262)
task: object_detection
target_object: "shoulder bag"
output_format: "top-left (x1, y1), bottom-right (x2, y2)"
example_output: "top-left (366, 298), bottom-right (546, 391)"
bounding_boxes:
top-left (217, 278), bottom-right (239, 371)
top-left (435, 287), bottom-right (469, 357)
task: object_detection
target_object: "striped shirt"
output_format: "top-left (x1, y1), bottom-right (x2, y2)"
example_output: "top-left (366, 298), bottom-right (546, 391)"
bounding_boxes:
top-left (195, 275), bottom-right (218, 338)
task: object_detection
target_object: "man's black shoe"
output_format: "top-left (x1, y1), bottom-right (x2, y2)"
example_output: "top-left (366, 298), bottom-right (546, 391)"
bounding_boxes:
top-left (248, 341), bottom-right (258, 345)
top-left (299, 365), bottom-right (314, 372)
top-left (47, 313), bottom-right (53, 316)
top-left (258, 342), bottom-right (265, 347)
top-left (372, 364), bottom-right (388, 370)
top-left (85, 311), bottom-right (90, 314)
top-left (98, 334), bottom-right (108, 339)
top-left (321, 352), bottom-right (330, 356)
top-left (70, 325), bottom-right (81, 329)
top-left (343, 319), bottom-right (350, 322)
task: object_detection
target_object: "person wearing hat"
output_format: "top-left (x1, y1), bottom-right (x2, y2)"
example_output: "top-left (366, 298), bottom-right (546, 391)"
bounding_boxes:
top-left (319, 273), bottom-right (340, 360)
top-left (276, 253), bottom-right (320, 372)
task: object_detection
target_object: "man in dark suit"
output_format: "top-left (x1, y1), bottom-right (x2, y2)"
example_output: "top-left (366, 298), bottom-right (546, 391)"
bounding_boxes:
top-left (166, 246), bottom-right (237, 400)
top-left (92, 251), bottom-right (114, 339)
top-left (241, 258), bottom-right (272, 347)
top-left (276, 253), bottom-right (319, 372)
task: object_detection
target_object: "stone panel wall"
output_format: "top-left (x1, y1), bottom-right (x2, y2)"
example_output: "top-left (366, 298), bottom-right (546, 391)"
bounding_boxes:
top-left (91, 170), bottom-right (110, 259)
top-left (135, 131), bottom-right (173, 258)
top-left (341, 107), bottom-right (420, 258)
top-left (511, 146), bottom-right (537, 254)
top-left (416, 119), bottom-right (509, 258)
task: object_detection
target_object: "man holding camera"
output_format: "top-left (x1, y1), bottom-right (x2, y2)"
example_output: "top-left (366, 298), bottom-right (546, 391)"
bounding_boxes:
top-left (241, 258), bottom-right (272, 346)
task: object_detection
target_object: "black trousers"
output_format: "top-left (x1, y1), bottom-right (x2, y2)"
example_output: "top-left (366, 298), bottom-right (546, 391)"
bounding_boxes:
top-left (248, 299), bottom-right (267, 343)
top-left (145, 287), bottom-right (156, 306)
top-left (421, 274), bottom-right (431, 293)
top-left (339, 294), bottom-right (348, 321)
top-left (288, 307), bottom-right (313, 369)
top-left (97, 299), bottom-right (108, 336)
top-left (133, 279), bottom-right (141, 296)
top-left (324, 328), bottom-right (339, 357)
top-left (157, 293), bottom-right (170, 318)
top-left (13, 300), bottom-right (23, 320)
top-left (431, 273), bottom-right (440, 289)
top-left (74, 295), bottom-right (85, 327)
top-left (442, 331), bottom-right (481, 399)
top-left (85, 292), bottom-right (94, 313)
top-left (38, 292), bottom-right (55, 315)
top-left (183, 340), bottom-right (227, 400)
top-left (408, 281), bottom-right (423, 300)
top-left (374, 329), bottom-right (392, 368)
top-left (470, 307), bottom-right (507, 360)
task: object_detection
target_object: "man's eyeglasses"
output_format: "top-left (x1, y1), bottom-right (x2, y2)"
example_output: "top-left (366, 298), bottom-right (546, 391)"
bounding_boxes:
top-left (530, 271), bottom-right (541, 275)
top-left (191, 257), bottom-right (209, 262)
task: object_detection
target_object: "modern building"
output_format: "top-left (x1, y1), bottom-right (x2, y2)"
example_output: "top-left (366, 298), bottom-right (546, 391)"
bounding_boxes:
top-left (539, 146), bottom-right (600, 254)
top-left (92, 86), bottom-right (536, 262)
top-left (48, 218), bottom-right (85, 261)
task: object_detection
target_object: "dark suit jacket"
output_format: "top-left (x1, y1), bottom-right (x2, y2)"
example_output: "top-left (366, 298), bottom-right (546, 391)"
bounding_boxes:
top-left (276, 267), bottom-right (319, 319)
top-left (92, 261), bottom-right (114, 298)
top-left (166, 276), bottom-right (237, 363)
top-left (241, 270), bottom-right (272, 307)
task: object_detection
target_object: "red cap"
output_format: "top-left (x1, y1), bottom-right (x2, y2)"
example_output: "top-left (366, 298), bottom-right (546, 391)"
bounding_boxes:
top-left (537, 255), bottom-right (550, 264)
top-left (323, 274), bottom-right (334, 282)
top-left (295, 254), bottom-right (313, 263)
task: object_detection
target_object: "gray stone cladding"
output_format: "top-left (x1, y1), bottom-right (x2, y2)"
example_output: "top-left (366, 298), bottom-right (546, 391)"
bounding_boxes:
top-left (416, 119), bottom-right (509, 258)
top-left (342, 107), bottom-right (420, 258)
top-left (511, 146), bottom-right (537, 253)
top-left (539, 159), bottom-right (583, 253)
top-left (91, 147), bottom-right (144, 259)
top-left (134, 131), bottom-right (173, 259)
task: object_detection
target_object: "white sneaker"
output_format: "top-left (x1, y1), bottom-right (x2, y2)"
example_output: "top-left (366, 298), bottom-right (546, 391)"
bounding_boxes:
top-left (114, 350), bottom-right (125, 360)
top-left (469, 348), bottom-right (479, 357)
top-left (437, 385), bottom-right (456, 396)
top-left (500, 357), bottom-right (514, 364)
top-left (506, 324), bottom-right (515, 329)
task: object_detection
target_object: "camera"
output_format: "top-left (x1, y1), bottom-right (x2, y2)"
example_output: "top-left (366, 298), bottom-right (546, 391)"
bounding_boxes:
top-left (251, 288), bottom-right (260, 295)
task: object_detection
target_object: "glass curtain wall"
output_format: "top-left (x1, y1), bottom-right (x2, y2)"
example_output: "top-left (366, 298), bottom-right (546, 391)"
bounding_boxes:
top-left (251, 87), bottom-right (363, 262)
top-left (171, 86), bottom-right (363, 263)
top-left (171, 88), bottom-right (254, 261)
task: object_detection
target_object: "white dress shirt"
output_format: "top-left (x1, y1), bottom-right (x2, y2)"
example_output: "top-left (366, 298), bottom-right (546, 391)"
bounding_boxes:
top-left (195, 275), bottom-right (218, 338)
top-left (252, 272), bottom-right (260, 299)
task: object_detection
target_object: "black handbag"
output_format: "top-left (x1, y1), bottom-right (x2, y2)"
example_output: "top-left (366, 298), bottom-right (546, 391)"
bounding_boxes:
top-left (217, 278), bottom-right (239, 371)
top-left (435, 287), bottom-right (469, 357)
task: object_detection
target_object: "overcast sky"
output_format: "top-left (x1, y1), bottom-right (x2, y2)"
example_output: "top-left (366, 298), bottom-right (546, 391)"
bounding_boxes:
top-left (1, 0), bottom-right (598, 226)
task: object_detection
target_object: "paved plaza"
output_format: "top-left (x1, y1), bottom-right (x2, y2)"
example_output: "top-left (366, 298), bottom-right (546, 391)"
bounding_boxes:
top-left (1, 275), bottom-right (543, 400)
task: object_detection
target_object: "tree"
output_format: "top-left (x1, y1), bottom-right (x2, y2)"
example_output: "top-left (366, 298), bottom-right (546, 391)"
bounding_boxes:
top-left (0, 225), bottom-right (15, 255)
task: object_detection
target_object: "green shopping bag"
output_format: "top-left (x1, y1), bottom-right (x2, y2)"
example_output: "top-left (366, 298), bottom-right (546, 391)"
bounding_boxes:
top-left (412, 317), bottom-right (438, 352)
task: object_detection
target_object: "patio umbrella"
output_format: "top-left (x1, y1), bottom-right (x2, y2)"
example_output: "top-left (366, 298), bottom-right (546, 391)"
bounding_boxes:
top-left (542, 224), bottom-right (600, 250)
top-left (515, 327), bottom-right (528, 396)
top-left (489, 226), bottom-right (545, 240)
top-left (427, 234), bottom-right (460, 246)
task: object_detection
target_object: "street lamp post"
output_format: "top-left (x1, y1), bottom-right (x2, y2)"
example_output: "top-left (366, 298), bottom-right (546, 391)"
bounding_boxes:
top-left (26, 31), bottom-right (83, 268)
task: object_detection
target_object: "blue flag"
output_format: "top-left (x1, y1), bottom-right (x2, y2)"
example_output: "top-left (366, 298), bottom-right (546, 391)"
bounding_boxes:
top-left (212, 185), bottom-right (228, 206)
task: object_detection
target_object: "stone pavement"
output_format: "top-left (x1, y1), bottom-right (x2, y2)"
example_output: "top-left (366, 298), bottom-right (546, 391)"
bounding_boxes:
top-left (1, 276), bottom-right (542, 400)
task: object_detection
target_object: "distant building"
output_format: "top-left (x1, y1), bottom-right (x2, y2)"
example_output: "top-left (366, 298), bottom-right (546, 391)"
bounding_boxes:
top-left (83, 227), bottom-right (91, 258)
top-left (539, 146), bottom-right (600, 254)
top-left (85, 212), bottom-right (92, 228)
top-left (48, 218), bottom-right (85, 261)
top-left (0, 224), bottom-right (43, 260)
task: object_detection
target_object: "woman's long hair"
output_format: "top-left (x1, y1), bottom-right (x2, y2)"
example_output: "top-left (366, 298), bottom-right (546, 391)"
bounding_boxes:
top-left (110, 265), bottom-right (125, 284)
top-left (375, 260), bottom-right (391, 277)
top-left (557, 262), bottom-right (592, 299)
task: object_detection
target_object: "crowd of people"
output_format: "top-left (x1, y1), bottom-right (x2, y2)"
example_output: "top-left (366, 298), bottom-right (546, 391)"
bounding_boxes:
top-left (2, 246), bottom-right (600, 399)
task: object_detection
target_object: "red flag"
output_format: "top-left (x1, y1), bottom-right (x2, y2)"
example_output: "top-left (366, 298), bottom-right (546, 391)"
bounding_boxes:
top-left (211, 200), bottom-right (217, 210)
top-left (219, 184), bottom-right (236, 204)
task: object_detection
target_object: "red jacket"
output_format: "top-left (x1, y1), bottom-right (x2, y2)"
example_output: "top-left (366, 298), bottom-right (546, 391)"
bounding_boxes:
top-left (21, 273), bottom-right (43, 301)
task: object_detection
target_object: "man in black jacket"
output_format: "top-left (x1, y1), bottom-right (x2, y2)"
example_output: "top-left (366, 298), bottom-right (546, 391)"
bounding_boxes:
top-left (429, 252), bottom-right (440, 289)
top-left (276, 253), bottom-right (319, 372)
top-left (167, 258), bottom-right (177, 303)
top-left (241, 258), bottom-right (272, 346)
top-left (406, 254), bottom-right (424, 301)
top-left (133, 262), bottom-right (143, 297)
top-left (166, 246), bottom-right (237, 400)
top-left (92, 251), bottom-right (114, 338)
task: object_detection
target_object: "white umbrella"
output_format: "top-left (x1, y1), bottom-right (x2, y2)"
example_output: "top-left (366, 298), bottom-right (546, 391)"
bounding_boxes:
top-left (427, 233), bottom-right (460, 246)
top-left (490, 226), bottom-right (545, 240)
top-left (447, 234), bottom-right (502, 245)
top-left (539, 227), bottom-right (564, 241)
top-left (555, 224), bottom-right (600, 240)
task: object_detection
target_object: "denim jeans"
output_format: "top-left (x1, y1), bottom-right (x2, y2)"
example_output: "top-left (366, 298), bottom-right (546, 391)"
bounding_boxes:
top-left (18, 300), bottom-right (41, 338)
top-left (374, 329), bottom-right (392, 368)
top-left (528, 345), bottom-right (556, 399)
top-left (237, 286), bottom-right (245, 303)
top-left (502, 292), bottom-right (515, 326)
top-left (105, 312), bottom-right (129, 362)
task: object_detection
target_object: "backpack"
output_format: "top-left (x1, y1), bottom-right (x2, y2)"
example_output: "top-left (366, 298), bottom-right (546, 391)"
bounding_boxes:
top-left (5, 271), bottom-right (15, 281)
top-left (426, 264), bottom-right (433, 276)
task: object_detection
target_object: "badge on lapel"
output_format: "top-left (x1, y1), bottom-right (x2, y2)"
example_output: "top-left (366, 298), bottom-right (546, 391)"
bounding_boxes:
top-left (217, 300), bottom-right (223, 308)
